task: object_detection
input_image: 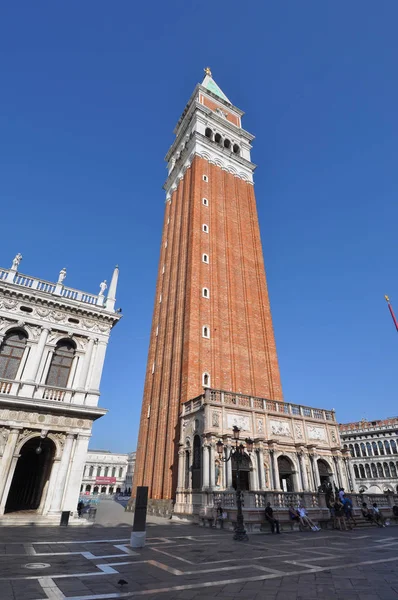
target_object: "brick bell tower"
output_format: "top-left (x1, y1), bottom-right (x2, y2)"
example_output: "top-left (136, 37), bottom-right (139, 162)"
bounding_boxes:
top-left (132, 69), bottom-right (283, 511)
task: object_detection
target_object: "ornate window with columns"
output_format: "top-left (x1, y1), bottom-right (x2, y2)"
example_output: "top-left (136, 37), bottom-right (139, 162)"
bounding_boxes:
top-left (46, 340), bottom-right (75, 388)
top-left (0, 330), bottom-right (28, 379)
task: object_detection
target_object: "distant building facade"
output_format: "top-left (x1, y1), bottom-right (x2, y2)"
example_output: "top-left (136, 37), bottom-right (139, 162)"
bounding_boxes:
top-left (0, 254), bottom-right (120, 523)
top-left (124, 451), bottom-right (136, 495)
top-left (81, 450), bottom-right (133, 495)
top-left (340, 418), bottom-right (398, 494)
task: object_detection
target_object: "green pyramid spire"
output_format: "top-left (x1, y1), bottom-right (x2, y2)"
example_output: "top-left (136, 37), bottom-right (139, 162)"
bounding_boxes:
top-left (201, 68), bottom-right (231, 104)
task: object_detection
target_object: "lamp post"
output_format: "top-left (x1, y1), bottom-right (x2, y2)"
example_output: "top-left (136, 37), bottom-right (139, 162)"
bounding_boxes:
top-left (216, 426), bottom-right (253, 542)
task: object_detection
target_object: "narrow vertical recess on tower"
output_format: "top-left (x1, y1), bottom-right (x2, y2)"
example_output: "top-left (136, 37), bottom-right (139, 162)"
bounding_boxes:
top-left (132, 72), bottom-right (283, 510)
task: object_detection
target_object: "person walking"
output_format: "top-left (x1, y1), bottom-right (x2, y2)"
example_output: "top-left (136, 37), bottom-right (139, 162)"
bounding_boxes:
top-left (265, 502), bottom-right (280, 534)
top-left (342, 496), bottom-right (356, 529)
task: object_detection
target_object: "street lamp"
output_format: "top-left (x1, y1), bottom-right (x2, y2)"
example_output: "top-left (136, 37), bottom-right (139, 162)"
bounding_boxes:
top-left (216, 426), bottom-right (254, 541)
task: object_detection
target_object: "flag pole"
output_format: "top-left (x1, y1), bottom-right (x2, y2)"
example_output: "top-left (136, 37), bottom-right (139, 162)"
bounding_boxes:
top-left (385, 295), bottom-right (398, 332)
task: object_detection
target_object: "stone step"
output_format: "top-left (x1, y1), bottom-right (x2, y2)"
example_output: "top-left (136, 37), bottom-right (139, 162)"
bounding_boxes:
top-left (0, 514), bottom-right (93, 527)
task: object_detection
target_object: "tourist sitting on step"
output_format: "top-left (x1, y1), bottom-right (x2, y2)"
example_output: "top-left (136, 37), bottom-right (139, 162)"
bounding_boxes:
top-left (296, 505), bottom-right (320, 531)
top-left (288, 504), bottom-right (302, 530)
top-left (361, 502), bottom-right (379, 526)
top-left (372, 503), bottom-right (387, 527)
top-left (265, 502), bottom-right (280, 534)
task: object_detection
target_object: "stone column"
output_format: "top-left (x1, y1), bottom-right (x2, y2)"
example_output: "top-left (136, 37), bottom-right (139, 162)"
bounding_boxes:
top-left (333, 456), bottom-right (342, 488)
top-left (312, 455), bottom-right (321, 489)
top-left (296, 452), bottom-right (305, 491)
top-left (62, 434), bottom-right (91, 512)
top-left (88, 340), bottom-right (107, 391)
top-left (177, 448), bottom-right (185, 490)
top-left (202, 444), bottom-right (209, 489)
top-left (300, 453), bottom-right (310, 491)
top-left (273, 452), bottom-right (281, 491)
top-left (78, 338), bottom-right (95, 390)
top-left (209, 443), bottom-right (215, 490)
top-left (25, 328), bottom-right (50, 383)
top-left (49, 434), bottom-right (75, 512)
top-left (258, 446), bottom-right (266, 490)
top-left (345, 457), bottom-right (357, 492)
top-left (0, 429), bottom-right (21, 513)
top-left (226, 445), bottom-right (233, 489)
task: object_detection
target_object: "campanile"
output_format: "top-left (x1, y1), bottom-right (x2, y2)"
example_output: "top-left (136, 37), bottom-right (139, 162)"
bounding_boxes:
top-left (133, 69), bottom-right (283, 509)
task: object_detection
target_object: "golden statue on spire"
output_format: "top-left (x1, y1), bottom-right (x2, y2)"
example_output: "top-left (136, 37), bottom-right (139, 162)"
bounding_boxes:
top-left (204, 66), bottom-right (212, 77)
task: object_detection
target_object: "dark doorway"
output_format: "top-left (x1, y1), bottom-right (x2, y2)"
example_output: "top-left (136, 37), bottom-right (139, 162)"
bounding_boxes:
top-left (278, 455), bottom-right (295, 492)
top-left (317, 459), bottom-right (332, 485)
top-left (5, 437), bottom-right (55, 513)
top-left (232, 453), bottom-right (251, 491)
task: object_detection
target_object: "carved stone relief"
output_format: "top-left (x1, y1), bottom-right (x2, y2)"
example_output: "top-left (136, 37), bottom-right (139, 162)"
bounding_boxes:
top-left (212, 412), bottom-right (220, 428)
top-left (0, 428), bottom-right (9, 454)
top-left (226, 413), bottom-right (250, 431)
top-left (257, 418), bottom-right (264, 434)
top-left (294, 423), bottom-right (304, 439)
top-left (270, 420), bottom-right (291, 437)
top-left (307, 426), bottom-right (326, 441)
top-left (329, 428), bottom-right (337, 443)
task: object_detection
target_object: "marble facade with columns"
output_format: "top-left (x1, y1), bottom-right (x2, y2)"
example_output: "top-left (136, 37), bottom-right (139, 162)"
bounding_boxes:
top-left (175, 389), bottom-right (355, 517)
top-left (0, 254), bottom-right (121, 523)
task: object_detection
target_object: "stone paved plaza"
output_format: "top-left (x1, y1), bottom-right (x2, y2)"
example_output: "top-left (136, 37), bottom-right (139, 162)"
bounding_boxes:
top-left (2, 500), bottom-right (398, 600)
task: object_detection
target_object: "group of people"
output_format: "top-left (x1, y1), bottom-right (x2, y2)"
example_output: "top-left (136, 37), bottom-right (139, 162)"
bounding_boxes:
top-left (265, 502), bottom-right (320, 533)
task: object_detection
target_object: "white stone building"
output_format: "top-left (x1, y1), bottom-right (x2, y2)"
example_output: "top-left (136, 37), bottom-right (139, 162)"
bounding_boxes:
top-left (125, 451), bottom-right (136, 495)
top-left (340, 418), bottom-right (398, 494)
top-left (174, 389), bottom-right (355, 524)
top-left (0, 254), bottom-right (121, 523)
top-left (81, 450), bottom-right (133, 495)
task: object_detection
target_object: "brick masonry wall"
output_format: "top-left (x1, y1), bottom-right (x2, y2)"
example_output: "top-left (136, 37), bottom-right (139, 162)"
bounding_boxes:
top-left (133, 155), bottom-right (283, 501)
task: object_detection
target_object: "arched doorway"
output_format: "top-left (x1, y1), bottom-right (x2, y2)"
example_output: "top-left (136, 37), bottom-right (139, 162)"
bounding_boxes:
top-left (232, 453), bottom-right (251, 491)
top-left (317, 459), bottom-right (333, 485)
top-left (278, 456), bottom-right (295, 492)
top-left (5, 437), bottom-right (55, 514)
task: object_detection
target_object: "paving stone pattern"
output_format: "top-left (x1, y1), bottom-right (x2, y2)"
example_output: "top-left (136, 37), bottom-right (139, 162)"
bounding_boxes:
top-left (1, 519), bottom-right (398, 599)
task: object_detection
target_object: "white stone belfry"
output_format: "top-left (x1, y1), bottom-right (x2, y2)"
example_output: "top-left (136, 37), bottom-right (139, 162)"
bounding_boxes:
top-left (0, 255), bottom-right (121, 523)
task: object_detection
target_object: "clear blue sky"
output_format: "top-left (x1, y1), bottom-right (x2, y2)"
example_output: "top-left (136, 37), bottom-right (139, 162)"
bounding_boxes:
top-left (1, 2), bottom-right (397, 452)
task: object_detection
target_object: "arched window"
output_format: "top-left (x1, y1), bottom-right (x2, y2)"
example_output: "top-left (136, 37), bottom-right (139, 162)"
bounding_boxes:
top-left (360, 442), bottom-right (367, 457)
top-left (116, 487), bottom-right (121, 493)
top-left (205, 128), bottom-right (213, 139)
top-left (390, 462), bottom-right (397, 477)
top-left (202, 198), bottom-right (209, 206)
top-left (371, 463), bottom-right (377, 478)
top-left (89, 466), bottom-right (94, 477)
top-left (233, 144), bottom-right (240, 155)
top-left (354, 464), bottom-right (359, 478)
top-left (365, 464), bottom-right (371, 478)
top-left (46, 340), bottom-right (75, 388)
top-left (215, 133), bottom-right (222, 144)
top-left (202, 224), bottom-right (209, 233)
top-left (0, 330), bottom-right (28, 380)
top-left (359, 464), bottom-right (365, 478)
top-left (378, 441), bottom-right (385, 455)
top-left (202, 254), bottom-right (209, 264)
top-left (85, 485), bottom-right (91, 492)
top-left (202, 288), bottom-right (209, 299)
top-left (93, 486), bottom-right (99, 494)
top-left (104, 467), bottom-right (109, 477)
top-left (112, 467), bottom-right (116, 477)
top-left (223, 139), bottom-right (231, 150)
top-left (372, 441), bottom-right (379, 455)
top-left (354, 443), bottom-right (360, 457)
top-left (202, 326), bottom-right (210, 339)
top-left (203, 372), bottom-right (210, 387)
top-left (391, 440), bottom-right (397, 454)
top-left (101, 486), bottom-right (106, 493)
top-left (377, 462), bottom-right (384, 478)
top-left (119, 467), bottom-right (123, 478)
top-left (384, 462), bottom-right (391, 478)
top-left (109, 486), bottom-right (114, 494)
top-left (366, 442), bottom-right (372, 456)
top-left (385, 440), bottom-right (391, 455)
top-left (349, 444), bottom-right (354, 457)
top-left (97, 467), bottom-right (101, 476)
